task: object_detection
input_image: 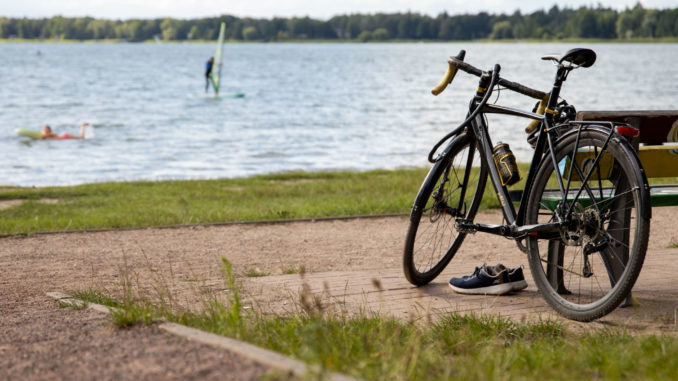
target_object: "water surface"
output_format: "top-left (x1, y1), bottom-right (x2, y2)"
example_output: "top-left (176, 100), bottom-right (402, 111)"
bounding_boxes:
top-left (1, 42), bottom-right (676, 186)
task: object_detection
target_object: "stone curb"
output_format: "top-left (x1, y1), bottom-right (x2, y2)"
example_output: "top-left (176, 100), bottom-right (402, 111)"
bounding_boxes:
top-left (46, 291), bottom-right (360, 381)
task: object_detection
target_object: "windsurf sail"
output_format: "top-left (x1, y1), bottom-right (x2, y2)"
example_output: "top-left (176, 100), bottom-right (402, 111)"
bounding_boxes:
top-left (210, 22), bottom-right (226, 95)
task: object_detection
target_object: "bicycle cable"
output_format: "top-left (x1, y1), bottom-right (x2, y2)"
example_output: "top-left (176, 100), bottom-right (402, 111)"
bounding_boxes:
top-left (492, 86), bottom-right (506, 104)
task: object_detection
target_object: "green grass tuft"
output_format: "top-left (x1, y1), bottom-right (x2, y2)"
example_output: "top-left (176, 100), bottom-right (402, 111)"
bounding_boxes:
top-left (110, 301), bottom-right (155, 327)
top-left (244, 269), bottom-right (271, 277)
top-left (70, 289), bottom-right (122, 308)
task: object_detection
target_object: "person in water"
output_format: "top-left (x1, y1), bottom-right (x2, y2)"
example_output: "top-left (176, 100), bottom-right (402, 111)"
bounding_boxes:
top-left (205, 57), bottom-right (215, 93)
top-left (41, 123), bottom-right (89, 140)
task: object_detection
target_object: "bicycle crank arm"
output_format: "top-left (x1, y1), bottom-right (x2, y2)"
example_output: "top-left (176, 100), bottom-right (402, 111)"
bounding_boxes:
top-left (456, 221), bottom-right (511, 236)
top-left (512, 223), bottom-right (562, 239)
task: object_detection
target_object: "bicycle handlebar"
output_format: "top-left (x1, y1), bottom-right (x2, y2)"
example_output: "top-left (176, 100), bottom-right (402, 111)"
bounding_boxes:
top-left (430, 64), bottom-right (459, 96)
top-left (431, 50), bottom-right (548, 101)
top-left (431, 50), bottom-right (465, 96)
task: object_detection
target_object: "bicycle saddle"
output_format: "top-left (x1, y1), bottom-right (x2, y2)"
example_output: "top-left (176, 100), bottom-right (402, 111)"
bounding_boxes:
top-left (541, 48), bottom-right (596, 68)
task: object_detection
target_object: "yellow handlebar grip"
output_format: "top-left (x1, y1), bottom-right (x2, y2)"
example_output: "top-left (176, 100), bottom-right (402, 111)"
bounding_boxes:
top-left (431, 63), bottom-right (458, 96)
top-left (525, 94), bottom-right (550, 134)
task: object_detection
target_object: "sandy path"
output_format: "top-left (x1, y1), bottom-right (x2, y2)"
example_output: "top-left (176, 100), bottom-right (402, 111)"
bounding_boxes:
top-left (1, 208), bottom-right (677, 378)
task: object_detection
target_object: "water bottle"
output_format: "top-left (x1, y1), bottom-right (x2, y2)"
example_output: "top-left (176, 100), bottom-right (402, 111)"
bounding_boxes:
top-left (492, 142), bottom-right (520, 186)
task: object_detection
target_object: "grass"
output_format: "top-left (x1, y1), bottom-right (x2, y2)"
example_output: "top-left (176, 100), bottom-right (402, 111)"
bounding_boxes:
top-left (0, 169), bottom-right (430, 236)
top-left (71, 256), bottom-right (678, 381)
top-left (70, 289), bottom-right (122, 308)
top-left (668, 239), bottom-right (678, 249)
top-left (244, 268), bottom-right (271, 278)
top-left (0, 168), bottom-right (505, 236)
top-left (4, 165), bottom-right (673, 237)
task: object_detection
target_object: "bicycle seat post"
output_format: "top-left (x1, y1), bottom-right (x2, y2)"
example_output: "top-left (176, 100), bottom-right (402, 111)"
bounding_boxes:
top-left (544, 65), bottom-right (572, 124)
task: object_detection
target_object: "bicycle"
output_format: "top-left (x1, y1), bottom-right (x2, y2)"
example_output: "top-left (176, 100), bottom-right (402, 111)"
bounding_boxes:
top-left (402, 48), bottom-right (651, 322)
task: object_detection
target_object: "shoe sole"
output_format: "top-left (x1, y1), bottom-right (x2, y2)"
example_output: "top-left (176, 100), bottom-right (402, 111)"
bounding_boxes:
top-left (449, 282), bottom-right (514, 295)
top-left (509, 280), bottom-right (528, 291)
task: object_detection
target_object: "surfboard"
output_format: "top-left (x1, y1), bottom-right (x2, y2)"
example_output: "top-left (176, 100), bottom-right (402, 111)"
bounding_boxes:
top-left (15, 128), bottom-right (42, 139)
top-left (187, 92), bottom-right (245, 99)
top-left (220, 93), bottom-right (245, 98)
top-left (15, 126), bottom-right (93, 140)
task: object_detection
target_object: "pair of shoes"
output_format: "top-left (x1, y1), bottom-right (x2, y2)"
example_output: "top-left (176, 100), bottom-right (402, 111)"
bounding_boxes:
top-left (448, 263), bottom-right (527, 295)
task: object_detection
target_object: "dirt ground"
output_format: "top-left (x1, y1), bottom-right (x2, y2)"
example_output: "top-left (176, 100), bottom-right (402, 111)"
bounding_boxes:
top-left (1, 208), bottom-right (677, 379)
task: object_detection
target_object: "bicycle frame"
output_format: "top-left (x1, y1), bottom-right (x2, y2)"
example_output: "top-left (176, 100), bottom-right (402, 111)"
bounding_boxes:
top-left (455, 107), bottom-right (561, 240)
top-left (451, 65), bottom-right (605, 241)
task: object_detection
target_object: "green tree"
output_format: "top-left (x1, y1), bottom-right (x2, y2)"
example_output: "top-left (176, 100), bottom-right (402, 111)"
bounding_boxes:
top-left (616, 4), bottom-right (645, 39)
top-left (87, 19), bottom-right (113, 39)
top-left (640, 9), bottom-right (658, 37)
top-left (372, 27), bottom-right (389, 40)
top-left (242, 26), bottom-right (259, 40)
top-left (490, 20), bottom-right (513, 39)
top-left (357, 30), bottom-right (372, 42)
top-left (160, 18), bottom-right (178, 40)
top-left (655, 9), bottom-right (678, 37)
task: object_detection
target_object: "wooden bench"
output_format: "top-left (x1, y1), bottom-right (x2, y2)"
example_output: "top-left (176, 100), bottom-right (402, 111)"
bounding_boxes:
top-left (576, 110), bottom-right (678, 207)
top-left (509, 111), bottom-right (678, 206)
top-left (541, 111), bottom-right (678, 306)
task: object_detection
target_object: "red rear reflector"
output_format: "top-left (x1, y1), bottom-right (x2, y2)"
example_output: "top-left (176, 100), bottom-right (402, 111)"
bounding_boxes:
top-left (615, 125), bottom-right (639, 137)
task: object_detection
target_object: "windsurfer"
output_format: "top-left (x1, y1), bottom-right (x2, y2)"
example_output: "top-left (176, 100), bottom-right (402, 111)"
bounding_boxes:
top-left (205, 57), bottom-right (215, 93)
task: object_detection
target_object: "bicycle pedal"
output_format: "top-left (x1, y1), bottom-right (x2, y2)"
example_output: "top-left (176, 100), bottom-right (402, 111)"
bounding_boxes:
top-left (455, 219), bottom-right (477, 234)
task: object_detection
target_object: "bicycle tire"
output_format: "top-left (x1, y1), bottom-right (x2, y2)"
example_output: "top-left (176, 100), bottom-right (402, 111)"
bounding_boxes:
top-left (525, 127), bottom-right (650, 321)
top-left (403, 133), bottom-right (488, 286)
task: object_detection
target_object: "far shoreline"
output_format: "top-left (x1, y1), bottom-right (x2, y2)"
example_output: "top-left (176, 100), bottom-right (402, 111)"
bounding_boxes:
top-left (2, 37), bottom-right (678, 44)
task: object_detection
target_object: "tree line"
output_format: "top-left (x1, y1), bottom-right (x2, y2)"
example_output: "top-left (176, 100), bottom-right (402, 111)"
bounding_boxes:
top-left (1, 4), bottom-right (677, 42)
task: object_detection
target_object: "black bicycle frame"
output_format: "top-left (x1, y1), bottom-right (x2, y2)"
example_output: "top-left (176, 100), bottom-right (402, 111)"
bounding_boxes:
top-left (455, 97), bottom-right (564, 239)
top-left (448, 63), bottom-right (633, 240)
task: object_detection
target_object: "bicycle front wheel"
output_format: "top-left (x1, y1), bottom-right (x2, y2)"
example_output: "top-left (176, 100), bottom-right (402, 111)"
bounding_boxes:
top-left (526, 127), bottom-right (650, 321)
top-left (403, 133), bottom-right (487, 286)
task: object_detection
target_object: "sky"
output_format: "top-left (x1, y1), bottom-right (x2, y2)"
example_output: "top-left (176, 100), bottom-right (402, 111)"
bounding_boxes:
top-left (2, 0), bottom-right (675, 20)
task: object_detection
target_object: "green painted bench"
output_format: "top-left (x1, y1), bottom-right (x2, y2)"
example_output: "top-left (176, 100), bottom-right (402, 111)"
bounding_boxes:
top-left (576, 110), bottom-right (678, 207)
top-left (510, 110), bottom-right (678, 207)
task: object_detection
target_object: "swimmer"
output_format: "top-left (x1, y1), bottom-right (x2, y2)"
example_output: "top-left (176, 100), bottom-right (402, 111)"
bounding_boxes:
top-left (41, 123), bottom-right (89, 140)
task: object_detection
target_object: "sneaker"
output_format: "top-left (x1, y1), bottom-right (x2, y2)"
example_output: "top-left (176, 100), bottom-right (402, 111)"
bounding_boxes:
top-left (507, 266), bottom-right (528, 291)
top-left (492, 264), bottom-right (528, 291)
top-left (448, 263), bottom-right (513, 295)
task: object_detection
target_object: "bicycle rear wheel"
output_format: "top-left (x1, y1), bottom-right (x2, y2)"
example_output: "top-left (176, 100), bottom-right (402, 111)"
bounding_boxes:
top-left (403, 133), bottom-right (487, 286)
top-left (525, 127), bottom-right (650, 321)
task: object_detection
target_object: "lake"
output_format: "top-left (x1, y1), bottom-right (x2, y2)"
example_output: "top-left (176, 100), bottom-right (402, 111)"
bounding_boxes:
top-left (1, 42), bottom-right (676, 187)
